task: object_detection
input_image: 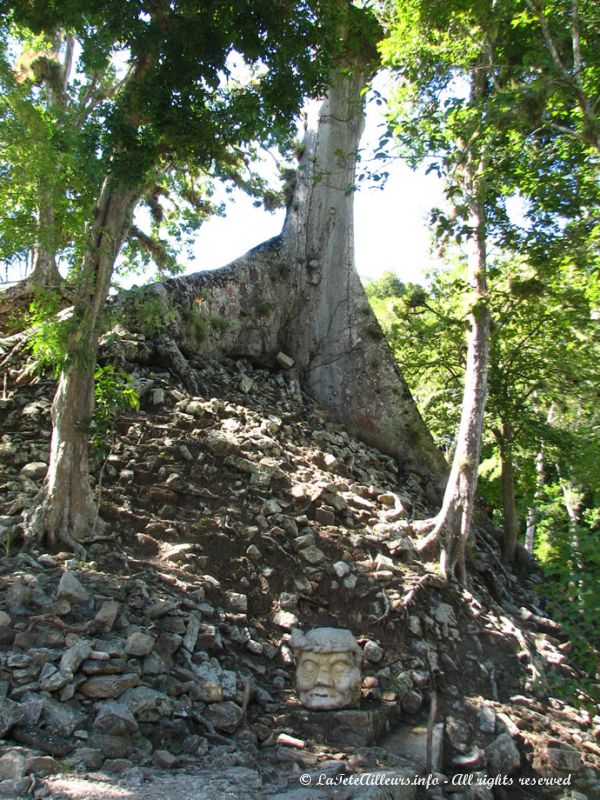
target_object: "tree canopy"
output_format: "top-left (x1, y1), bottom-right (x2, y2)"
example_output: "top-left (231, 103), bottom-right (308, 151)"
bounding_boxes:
top-left (0, 0), bottom-right (348, 550)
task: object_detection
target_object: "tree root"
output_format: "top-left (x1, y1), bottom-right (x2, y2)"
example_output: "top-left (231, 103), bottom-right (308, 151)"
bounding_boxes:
top-left (373, 589), bottom-right (391, 623)
top-left (401, 570), bottom-right (447, 609)
top-left (23, 500), bottom-right (89, 561)
top-left (28, 615), bottom-right (92, 634)
top-left (156, 336), bottom-right (202, 395)
top-left (189, 710), bottom-right (237, 747)
top-left (412, 517), bottom-right (442, 555)
top-left (425, 650), bottom-right (438, 772)
top-left (0, 331), bottom-right (28, 370)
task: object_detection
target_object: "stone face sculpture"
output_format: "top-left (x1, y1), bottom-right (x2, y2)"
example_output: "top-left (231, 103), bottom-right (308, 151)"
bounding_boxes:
top-left (291, 627), bottom-right (362, 710)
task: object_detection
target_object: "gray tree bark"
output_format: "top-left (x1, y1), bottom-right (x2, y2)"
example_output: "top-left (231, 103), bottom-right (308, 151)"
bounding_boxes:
top-left (24, 40), bottom-right (446, 554)
top-left (410, 66), bottom-right (493, 585)
top-left (499, 423), bottom-right (519, 562)
top-left (414, 151), bottom-right (490, 583)
top-left (560, 475), bottom-right (585, 611)
top-left (24, 179), bottom-right (140, 552)
top-left (147, 59), bottom-right (445, 493)
top-left (525, 443), bottom-right (545, 553)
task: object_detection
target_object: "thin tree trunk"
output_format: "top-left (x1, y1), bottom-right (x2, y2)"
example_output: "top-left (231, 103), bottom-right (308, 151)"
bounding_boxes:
top-left (24, 180), bottom-right (139, 552)
top-left (525, 443), bottom-right (544, 553)
top-left (28, 36), bottom-right (70, 289)
top-left (499, 422), bottom-right (519, 562)
top-left (29, 190), bottom-right (62, 289)
top-left (560, 476), bottom-right (584, 610)
top-left (438, 166), bottom-right (489, 583)
top-left (412, 68), bottom-right (491, 584)
top-left (415, 157), bottom-right (490, 583)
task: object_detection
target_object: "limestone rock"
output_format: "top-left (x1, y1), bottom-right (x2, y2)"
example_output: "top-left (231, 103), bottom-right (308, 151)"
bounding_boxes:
top-left (363, 640), bottom-right (384, 663)
top-left (39, 696), bottom-right (86, 737)
top-left (224, 455), bottom-right (257, 474)
top-left (401, 689), bottom-right (423, 715)
top-left (446, 715), bottom-right (471, 751)
top-left (203, 431), bottom-right (238, 457)
top-left (146, 599), bottom-right (178, 619)
top-left (20, 462), bottom-right (47, 478)
top-left (192, 663), bottom-right (224, 703)
top-left (72, 748), bottom-right (104, 770)
top-left (225, 592), bottom-right (248, 613)
top-left (433, 602), bottom-right (456, 626)
top-left (152, 749), bottom-right (178, 769)
top-left (125, 631), bottom-right (155, 657)
top-left (103, 757), bottom-right (132, 774)
top-left (485, 732), bottom-right (521, 775)
top-left (383, 723), bottom-right (444, 772)
top-left (0, 698), bottom-right (24, 737)
top-left (333, 561), bottom-right (351, 578)
top-left (300, 545), bottom-right (326, 565)
top-left (23, 755), bottom-right (61, 777)
top-left (94, 702), bottom-right (139, 736)
top-left (60, 642), bottom-right (92, 674)
top-left (315, 507), bottom-right (335, 526)
top-left (240, 375), bottom-right (254, 394)
top-left (56, 572), bottom-right (89, 603)
top-left (93, 600), bottom-right (120, 632)
top-left (204, 701), bottom-right (243, 733)
top-left (0, 777), bottom-right (30, 797)
top-left (39, 663), bottom-right (72, 692)
top-left (0, 751), bottom-right (25, 780)
top-left (546, 745), bottom-right (582, 772)
top-left (90, 732), bottom-right (134, 759)
top-left (273, 610), bottom-right (298, 630)
top-left (276, 352), bottom-right (294, 369)
top-left (119, 686), bottom-right (174, 722)
top-left (78, 673), bottom-right (140, 699)
top-left (5, 581), bottom-right (31, 611)
top-left (183, 613), bottom-right (201, 652)
top-left (478, 705), bottom-right (496, 734)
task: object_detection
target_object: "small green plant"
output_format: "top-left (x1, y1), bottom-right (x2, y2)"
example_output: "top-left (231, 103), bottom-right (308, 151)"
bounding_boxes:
top-left (256, 300), bottom-right (274, 317)
top-left (0, 530), bottom-right (15, 558)
top-left (57, 759), bottom-right (77, 775)
top-left (125, 288), bottom-right (178, 337)
top-left (365, 322), bottom-right (384, 341)
top-left (182, 307), bottom-right (207, 342)
top-left (91, 365), bottom-right (139, 458)
top-left (209, 315), bottom-right (231, 331)
top-left (27, 289), bottom-right (74, 376)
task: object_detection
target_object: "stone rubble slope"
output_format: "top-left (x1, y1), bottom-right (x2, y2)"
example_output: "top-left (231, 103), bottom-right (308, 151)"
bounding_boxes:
top-left (0, 334), bottom-right (598, 800)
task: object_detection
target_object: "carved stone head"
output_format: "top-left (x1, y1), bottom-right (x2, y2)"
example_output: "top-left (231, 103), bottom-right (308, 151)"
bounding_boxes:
top-left (291, 627), bottom-right (362, 710)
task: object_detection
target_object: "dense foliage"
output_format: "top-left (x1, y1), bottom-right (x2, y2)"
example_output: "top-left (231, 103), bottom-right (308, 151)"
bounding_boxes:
top-left (366, 263), bottom-right (600, 696)
top-left (0, 1), bottom-right (339, 282)
top-left (0, 0), bottom-right (346, 549)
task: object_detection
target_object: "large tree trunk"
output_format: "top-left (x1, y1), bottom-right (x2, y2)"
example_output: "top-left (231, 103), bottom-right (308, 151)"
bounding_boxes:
top-left (24, 180), bottom-right (139, 552)
top-left (149, 60), bottom-right (445, 494)
top-left (280, 69), bottom-right (443, 482)
top-left (23, 45), bottom-right (444, 556)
